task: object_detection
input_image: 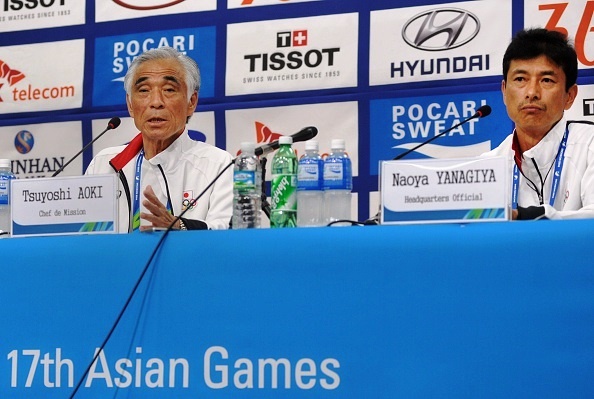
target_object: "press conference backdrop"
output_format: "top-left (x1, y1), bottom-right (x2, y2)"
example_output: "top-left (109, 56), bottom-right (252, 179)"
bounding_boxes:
top-left (1, 0), bottom-right (594, 221)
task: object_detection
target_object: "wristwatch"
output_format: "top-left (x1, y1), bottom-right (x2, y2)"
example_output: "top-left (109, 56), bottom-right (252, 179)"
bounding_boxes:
top-left (178, 219), bottom-right (187, 230)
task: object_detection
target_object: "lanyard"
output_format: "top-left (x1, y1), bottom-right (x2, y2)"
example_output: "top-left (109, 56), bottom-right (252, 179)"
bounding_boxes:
top-left (131, 150), bottom-right (174, 231)
top-left (131, 149), bottom-right (144, 231)
top-left (511, 126), bottom-right (568, 209)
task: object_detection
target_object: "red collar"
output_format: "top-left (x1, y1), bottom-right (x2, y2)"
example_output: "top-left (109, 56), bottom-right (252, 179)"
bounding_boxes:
top-left (108, 133), bottom-right (143, 171)
top-left (512, 131), bottom-right (523, 172)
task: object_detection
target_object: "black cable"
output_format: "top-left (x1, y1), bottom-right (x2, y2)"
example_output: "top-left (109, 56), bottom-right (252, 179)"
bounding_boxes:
top-left (67, 159), bottom-right (234, 399)
top-left (514, 139), bottom-right (563, 206)
top-left (326, 219), bottom-right (365, 226)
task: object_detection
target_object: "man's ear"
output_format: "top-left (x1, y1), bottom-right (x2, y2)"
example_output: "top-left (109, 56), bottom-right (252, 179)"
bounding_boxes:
top-left (187, 91), bottom-right (198, 118)
top-left (501, 79), bottom-right (507, 107)
top-left (564, 84), bottom-right (578, 111)
top-left (126, 94), bottom-right (134, 117)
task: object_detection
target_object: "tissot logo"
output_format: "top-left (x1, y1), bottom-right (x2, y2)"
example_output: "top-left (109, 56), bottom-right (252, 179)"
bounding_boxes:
top-left (244, 30), bottom-right (339, 72)
top-left (583, 99), bottom-right (594, 116)
top-left (402, 8), bottom-right (480, 51)
top-left (2, 0), bottom-right (65, 11)
top-left (277, 30), bottom-right (308, 47)
top-left (112, 0), bottom-right (185, 10)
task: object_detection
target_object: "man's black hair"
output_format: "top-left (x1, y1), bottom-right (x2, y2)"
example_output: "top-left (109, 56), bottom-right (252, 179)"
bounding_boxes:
top-left (502, 28), bottom-right (578, 91)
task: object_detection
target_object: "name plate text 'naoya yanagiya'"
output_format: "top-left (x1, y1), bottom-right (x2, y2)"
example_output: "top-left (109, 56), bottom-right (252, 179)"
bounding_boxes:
top-left (380, 156), bottom-right (508, 224)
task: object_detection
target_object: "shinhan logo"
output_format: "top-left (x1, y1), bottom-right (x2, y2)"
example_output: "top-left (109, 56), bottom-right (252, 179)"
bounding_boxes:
top-left (0, 60), bottom-right (25, 102)
top-left (402, 8), bottom-right (480, 51)
top-left (14, 130), bottom-right (34, 154)
top-left (112, 0), bottom-right (185, 10)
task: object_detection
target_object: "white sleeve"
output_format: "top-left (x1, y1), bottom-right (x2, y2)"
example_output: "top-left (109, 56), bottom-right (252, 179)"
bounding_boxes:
top-left (202, 155), bottom-right (234, 230)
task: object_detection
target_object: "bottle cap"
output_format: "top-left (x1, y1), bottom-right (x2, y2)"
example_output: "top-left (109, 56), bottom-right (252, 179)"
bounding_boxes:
top-left (331, 139), bottom-right (345, 150)
top-left (240, 142), bottom-right (255, 154)
top-left (304, 140), bottom-right (319, 151)
top-left (0, 159), bottom-right (10, 169)
top-left (279, 136), bottom-right (293, 145)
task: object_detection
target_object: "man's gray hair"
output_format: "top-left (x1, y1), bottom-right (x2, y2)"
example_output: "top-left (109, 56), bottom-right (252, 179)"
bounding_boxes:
top-left (123, 46), bottom-right (201, 100)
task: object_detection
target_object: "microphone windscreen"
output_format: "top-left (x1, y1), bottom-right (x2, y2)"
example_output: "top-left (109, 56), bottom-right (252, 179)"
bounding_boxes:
top-left (476, 105), bottom-right (492, 118)
top-left (292, 126), bottom-right (318, 142)
top-left (108, 116), bottom-right (122, 129)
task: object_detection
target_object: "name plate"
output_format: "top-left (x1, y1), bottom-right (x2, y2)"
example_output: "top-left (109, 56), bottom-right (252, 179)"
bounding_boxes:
top-left (380, 156), bottom-right (509, 224)
top-left (11, 174), bottom-right (117, 237)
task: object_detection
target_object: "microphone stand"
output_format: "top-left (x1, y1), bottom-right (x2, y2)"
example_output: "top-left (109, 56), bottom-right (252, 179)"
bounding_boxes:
top-left (260, 156), bottom-right (271, 219)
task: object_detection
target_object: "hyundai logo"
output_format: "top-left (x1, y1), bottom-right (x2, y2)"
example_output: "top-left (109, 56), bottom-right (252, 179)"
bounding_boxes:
top-left (402, 8), bottom-right (480, 51)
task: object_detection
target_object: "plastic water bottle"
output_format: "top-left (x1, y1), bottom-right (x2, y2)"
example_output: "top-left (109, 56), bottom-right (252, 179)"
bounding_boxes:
top-left (0, 159), bottom-right (16, 237)
top-left (297, 140), bottom-right (324, 227)
top-left (232, 142), bottom-right (262, 229)
top-left (270, 136), bottom-right (297, 228)
top-left (323, 139), bottom-right (352, 225)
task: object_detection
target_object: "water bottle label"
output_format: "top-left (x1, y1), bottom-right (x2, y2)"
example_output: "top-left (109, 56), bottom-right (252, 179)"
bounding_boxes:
top-left (298, 163), bottom-right (322, 190)
top-left (233, 170), bottom-right (256, 190)
top-left (271, 174), bottom-right (297, 211)
top-left (324, 162), bottom-right (348, 190)
top-left (0, 181), bottom-right (8, 205)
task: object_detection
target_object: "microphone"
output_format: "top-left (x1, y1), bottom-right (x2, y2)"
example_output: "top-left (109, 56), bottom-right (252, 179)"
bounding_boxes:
top-left (393, 105), bottom-right (491, 160)
top-left (255, 126), bottom-right (318, 156)
top-left (52, 117), bottom-right (121, 177)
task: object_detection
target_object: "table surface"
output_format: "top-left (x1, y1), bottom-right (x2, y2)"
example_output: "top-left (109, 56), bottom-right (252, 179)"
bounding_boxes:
top-left (1, 220), bottom-right (593, 398)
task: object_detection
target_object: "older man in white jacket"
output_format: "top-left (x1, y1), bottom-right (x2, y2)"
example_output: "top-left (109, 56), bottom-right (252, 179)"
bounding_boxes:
top-left (86, 46), bottom-right (233, 232)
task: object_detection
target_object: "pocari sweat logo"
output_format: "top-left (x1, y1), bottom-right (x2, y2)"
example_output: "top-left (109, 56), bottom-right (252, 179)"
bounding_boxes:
top-left (369, 91), bottom-right (510, 174)
top-left (93, 27), bottom-right (216, 107)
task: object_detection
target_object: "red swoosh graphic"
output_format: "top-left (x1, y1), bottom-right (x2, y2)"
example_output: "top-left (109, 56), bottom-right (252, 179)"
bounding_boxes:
top-left (0, 60), bottom-right (25, 86)
top-left (255, 121), bottom-right (281, 144)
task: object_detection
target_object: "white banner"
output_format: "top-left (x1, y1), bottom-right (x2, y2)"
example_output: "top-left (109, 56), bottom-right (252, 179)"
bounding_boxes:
top-left (95, 0), bottom-right (216, 22)
top-left (524, 0), bottom-right (594, 69)
top-left (0, 1), bottom-right (85, 33)
top-left (225, 101), bottom-right (359, 180)
top-left (0, 121), bottom-right (83, 178)
top-left (0, 40), bottom-right (84, 114)
top-left (370, 0), bottom-right (511, 85)
top-left (226, 13), bottom-right (358, 95)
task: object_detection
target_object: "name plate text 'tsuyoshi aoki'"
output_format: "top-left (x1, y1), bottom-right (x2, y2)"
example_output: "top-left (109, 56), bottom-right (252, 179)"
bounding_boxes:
top-left (11, 174), bottom-right (117, 237)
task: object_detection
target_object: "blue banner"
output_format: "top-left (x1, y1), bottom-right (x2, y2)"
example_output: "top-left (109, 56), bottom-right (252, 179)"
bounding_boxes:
top-left (369, 91), bottom-right (512, 174)
top-left (93, 27), bottom-right (216, 107)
